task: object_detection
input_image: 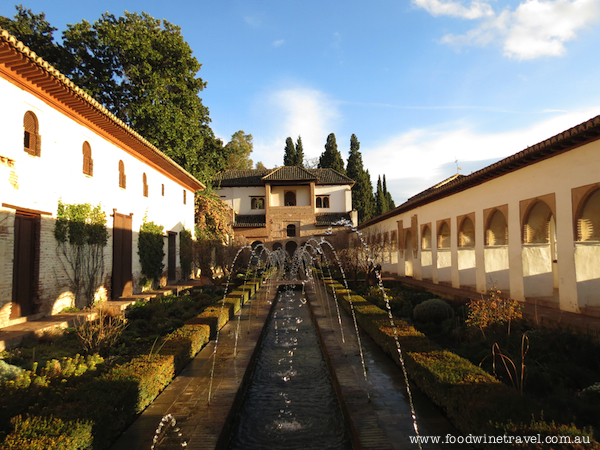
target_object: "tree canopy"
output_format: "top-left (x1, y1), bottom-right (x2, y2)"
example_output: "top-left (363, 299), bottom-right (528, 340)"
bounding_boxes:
top-left (346, 134), bottom-right (375, 223)
top-left (225, 130), bottom-right (253, 170)
top-left (1, 6), bottom-right (225, 184)
top-left (318, 133), bottom-right (346, 175)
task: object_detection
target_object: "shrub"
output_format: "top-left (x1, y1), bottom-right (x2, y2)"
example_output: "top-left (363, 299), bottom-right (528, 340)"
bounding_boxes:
top-left (0, 361), bottom-right (23, 382)
top-left (75, 309), bottom-right (127, 355)
top-left (0, 415), bottom-right (93, 450)
top-left (138, 220), bottom-right (165, 284)
top-left (413, 298), bottom-right (454, 324)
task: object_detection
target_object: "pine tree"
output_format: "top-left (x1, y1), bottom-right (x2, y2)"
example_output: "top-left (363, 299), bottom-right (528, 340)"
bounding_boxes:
top-left (294, 136), bottom-right (304, 167)
top-left (346, 134), bottom-right (375, 223)
top-left (318, 133), bottom-right (346, 175)
top-left (283, 137), bottom-right (296, 166)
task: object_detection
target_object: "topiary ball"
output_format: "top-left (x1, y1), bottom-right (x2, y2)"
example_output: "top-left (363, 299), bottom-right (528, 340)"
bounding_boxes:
top-left (413, 298), bottom-right (454, 324)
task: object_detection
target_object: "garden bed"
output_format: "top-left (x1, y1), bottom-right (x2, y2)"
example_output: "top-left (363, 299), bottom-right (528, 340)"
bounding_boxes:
top-left (326, 279), bottom-right (600, 449)
top-left (0, 276), bottom-right (269, 449)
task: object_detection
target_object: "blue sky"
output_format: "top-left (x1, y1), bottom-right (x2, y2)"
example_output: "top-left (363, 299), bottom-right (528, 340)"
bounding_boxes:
top-left (3, 0), bottom-right (600, 203)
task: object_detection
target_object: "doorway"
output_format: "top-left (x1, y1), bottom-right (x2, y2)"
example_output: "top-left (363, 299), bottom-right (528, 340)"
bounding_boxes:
top-left (112, 212), bottom-right (132, 299)
top-left (11, 211), bottom-right (39, 318)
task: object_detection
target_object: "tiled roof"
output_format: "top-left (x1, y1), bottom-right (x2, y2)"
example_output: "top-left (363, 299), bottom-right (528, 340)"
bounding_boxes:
top-left (359, 114), bottom-right (600, 228)
top-left (0, 28), bottom-right (204, 192)
top-left (263, 166), bottom-right (317, 182)
top-left (406, 174), bottom-right (466, 202)
top-left (315, 213), bottom-right (352, 226)
top-left (215, 167), bottom-right (354, 187)
top-left (234, 215), bottom-right (266, 227)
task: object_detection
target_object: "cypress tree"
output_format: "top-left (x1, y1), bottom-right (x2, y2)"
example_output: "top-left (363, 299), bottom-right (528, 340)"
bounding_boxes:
top-left (294, 136), bottom-right (304, 167)
top-left (375, 175), bottom-right (389, 217)
top-left (383, 175), bottom-right (395, 211)
top-left (283, 137), bottom-right (296, 166)
top-left (318, 133), bottom-right (346, 175)
top-left (346, 134), bottom-right (375, 223)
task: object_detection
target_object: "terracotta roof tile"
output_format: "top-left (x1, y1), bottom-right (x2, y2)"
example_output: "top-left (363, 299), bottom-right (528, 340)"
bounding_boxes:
top-left (215, 167), bottom-right (354, 187)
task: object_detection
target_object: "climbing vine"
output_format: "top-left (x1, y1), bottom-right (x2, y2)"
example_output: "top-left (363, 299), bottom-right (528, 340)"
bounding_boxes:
top-left (54, 201), bottom-right (108, 308)
top-left (138, 218), bottom-right (165, 285)
top-left (195, 188), bottom-right (233, 242)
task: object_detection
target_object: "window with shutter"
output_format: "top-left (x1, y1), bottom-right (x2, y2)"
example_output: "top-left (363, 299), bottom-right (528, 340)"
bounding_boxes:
top-left (23, 111), bottom-right (41, 157)
top-left (119, 160), bottom-right (126, 189)
top-left (82, 142), bottom-right (93, 176)
top-left (143, 173), bottom-right (148, 197)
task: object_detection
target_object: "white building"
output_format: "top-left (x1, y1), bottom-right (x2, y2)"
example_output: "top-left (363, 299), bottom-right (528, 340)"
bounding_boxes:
top-left (0, 28), bottom-right (203, 327)
top-left (215, 166), bottom-right (357, 254)
top-left (358, 116), bottom-right (600, 318)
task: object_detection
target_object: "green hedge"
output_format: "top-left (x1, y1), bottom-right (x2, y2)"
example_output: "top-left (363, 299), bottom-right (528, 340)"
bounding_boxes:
top-left (0, 415), bottom-right (93, 450)
top-left (333, 286), bottom-right (599, 448)
top-left (228, 289), bottom-right (250, 304)
top-left (158, 324), bottom-right (211, 374)
top-left (0, 280), bottom-right (271, 449)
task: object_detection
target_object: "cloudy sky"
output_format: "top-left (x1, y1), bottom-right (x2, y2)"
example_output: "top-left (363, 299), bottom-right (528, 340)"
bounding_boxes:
top-left (3, 0), bottom-right (600, 203)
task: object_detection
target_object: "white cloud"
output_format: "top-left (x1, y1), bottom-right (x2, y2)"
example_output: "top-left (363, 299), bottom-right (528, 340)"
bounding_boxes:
top-left (413, 0), bottom-right (494, 19)
top-left (244, 14), bottom-right (263, 27)
top-left (251, 86), bottom-right (340, 168)
top-left (416, 0), bottom-right (600, 59)
top-left (364, 107), bottom-right (600, 202)
top-left (272, 39), bottom-right (285, 47)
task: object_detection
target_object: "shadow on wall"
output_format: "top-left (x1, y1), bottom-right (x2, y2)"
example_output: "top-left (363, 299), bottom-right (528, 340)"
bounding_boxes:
top-left (1, 210), bottom-right (187, 327)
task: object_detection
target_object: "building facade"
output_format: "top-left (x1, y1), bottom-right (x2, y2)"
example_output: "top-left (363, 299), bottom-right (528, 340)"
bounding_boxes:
top-left (358, 115), bottom-right (600, 318)
top-left (0, 29), bottom-right (203, 327)
top-left (215, 166), bottom-right (357, 254)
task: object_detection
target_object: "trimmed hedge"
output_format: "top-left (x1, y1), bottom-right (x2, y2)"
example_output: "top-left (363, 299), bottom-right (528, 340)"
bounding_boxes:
top-left (0, 415), bottom-right (93, 450)
top-left (331, 283), bottom-right (599, 448)
top-left (158, 324), bottom-right (211, 374)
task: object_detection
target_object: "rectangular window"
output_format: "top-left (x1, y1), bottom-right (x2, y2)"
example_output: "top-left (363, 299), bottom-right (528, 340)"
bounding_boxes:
top-left (162, 184), bottom-right (165, 196)
top-left (183, 189), bottom-right (187, 205)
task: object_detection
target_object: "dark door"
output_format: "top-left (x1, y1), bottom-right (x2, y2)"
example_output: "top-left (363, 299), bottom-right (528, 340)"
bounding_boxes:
top-left (11, 212), bottom-right (38, 318)
top-left (112, 213), bottom-right (132, 299)
top-left (168, 232), bottom-right (177, 281)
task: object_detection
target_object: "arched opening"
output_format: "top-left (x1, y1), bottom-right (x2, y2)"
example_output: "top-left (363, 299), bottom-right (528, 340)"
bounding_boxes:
top-left (284, 191), bottom-right (296, 206)
top-left (458, 217), bottom-right (475, 248)
top-left (577, 189), bottom-right (600, 241)
top-left (285, 241), bottom-right (298, 257)
top-left (438, 222), bottom-right (450, 249)
top-left (272, 242), bottom-right (283, 251)
top-left (486, 210), bottom-right (508, 246)
top-left (316, 197), bottom-right (322, 208)
top-left (322, 196), bottom-right (330, 208)
top-left (287, 224), bottom-right (297, 237)
top-left (523, 201), bottom-right (553, 244)
top-left (421, 225), bottom-right (431, 250)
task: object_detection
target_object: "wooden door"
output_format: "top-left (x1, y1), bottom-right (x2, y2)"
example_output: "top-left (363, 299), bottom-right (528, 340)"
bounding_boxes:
top-left (11, 212), bottom-right (38, 318)
top-left (112, 213), bottom-right (132, 299)
top-left (168, 232), bottom-right (177, 281)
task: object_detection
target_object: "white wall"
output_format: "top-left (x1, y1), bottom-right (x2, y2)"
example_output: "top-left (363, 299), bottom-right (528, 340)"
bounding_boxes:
top-left (0, 75), bottom-right (196, 323)
top-left (361, 138), bottom-right (600, 315)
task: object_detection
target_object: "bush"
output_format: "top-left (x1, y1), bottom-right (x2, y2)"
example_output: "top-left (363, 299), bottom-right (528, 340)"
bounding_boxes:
top-left (0, 415), bottom-right (93, 450)
top-left (413, 298), bottom-right (454, 324)
top-left (0, 361), bottom-right (23, 382)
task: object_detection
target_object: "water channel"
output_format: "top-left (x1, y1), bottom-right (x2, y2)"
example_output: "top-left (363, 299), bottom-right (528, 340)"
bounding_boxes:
top-left (224, 284), bottom-right (354, 450)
